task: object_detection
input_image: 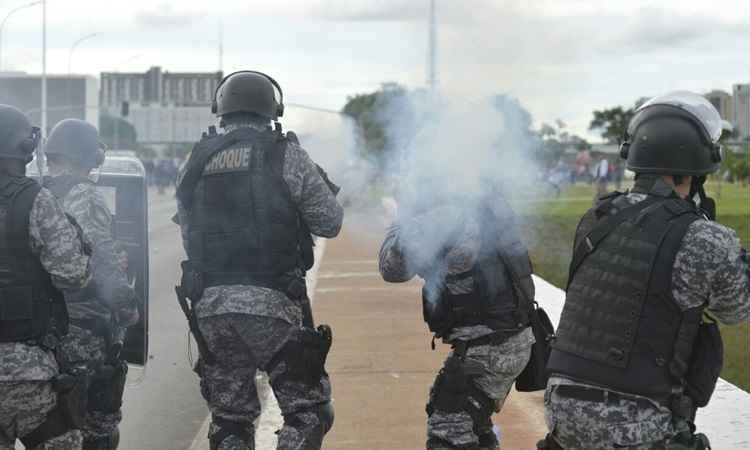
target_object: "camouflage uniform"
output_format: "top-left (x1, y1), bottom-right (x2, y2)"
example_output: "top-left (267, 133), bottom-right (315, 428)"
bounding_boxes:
top-left (177, 122), bottom-right (343, 450)
top-left (379, 200), bottom-right (534, 450)
top-left (0, 186), bottom-right (91, 450)
top-left (50, 177), bottom-right (139, 443)
top-left (545, 179), bottom-right (750, 450)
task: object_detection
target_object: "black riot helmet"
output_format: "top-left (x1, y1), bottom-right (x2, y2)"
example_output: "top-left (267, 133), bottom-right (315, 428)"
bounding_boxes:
top-left (45, 119), bottom-right (106, 169)
top-left (620, 91), bottom-right (723, 176)
top-left (212, 71), bottom-right (284, 120)
top-left (0, 104), bottom-right (40, 163)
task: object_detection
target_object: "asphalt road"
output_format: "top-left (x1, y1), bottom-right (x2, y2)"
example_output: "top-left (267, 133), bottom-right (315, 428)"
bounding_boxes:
top-left (119, 189), bottom-right (208, 450)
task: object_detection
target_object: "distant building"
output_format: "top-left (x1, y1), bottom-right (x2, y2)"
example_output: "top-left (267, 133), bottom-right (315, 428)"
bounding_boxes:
top-left (705, 89), bottom-right (732, 121)
top-left (0, 72), bottom-right (99, 132)
top-left (732, 84), bottom-right (750, 139)
top-left (100, 66), bottom-right (223, 147)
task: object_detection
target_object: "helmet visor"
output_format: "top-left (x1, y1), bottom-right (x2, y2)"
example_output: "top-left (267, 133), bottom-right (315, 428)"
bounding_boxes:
top-left (634, 91), bottom-right (723, 143)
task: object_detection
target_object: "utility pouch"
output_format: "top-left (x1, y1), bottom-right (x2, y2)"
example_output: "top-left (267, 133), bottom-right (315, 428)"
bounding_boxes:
top-left (685, 315), bottom-right (723, 407)
top-left (422, 286), bottom-right (454, 337)
top-left (180, 260), bottom-right (204, 302)
top-left (89, 360), bottom-right (128, 413)
top-left (516, 303), bottom-right (555, 392)
top-left (52, 370), bottom-right (90, 429)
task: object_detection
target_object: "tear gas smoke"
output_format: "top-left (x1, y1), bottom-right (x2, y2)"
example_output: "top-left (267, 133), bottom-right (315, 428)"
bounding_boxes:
top-left (374, 90), bottom-right (542, 301)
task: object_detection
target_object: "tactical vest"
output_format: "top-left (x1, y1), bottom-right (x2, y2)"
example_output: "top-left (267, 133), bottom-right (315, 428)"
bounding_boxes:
top-left (0, 175), bottom-right (67, 343)
top-left (422, 205), bottom-right (533, 338)
top-left (186, 127), bottom-right (302, 288)
top-left (548, 193), bottom-right (705, 403)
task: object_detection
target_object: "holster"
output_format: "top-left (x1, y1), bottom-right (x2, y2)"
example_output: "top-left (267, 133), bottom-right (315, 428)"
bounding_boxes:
top-left (52, 369), bottom-right (90, 429)
top-left (280, 325), bottom-right (333, 386)
top-left (88, 360), bottom-right (128, 414)
top-left (180, 260), bottom-right (205, 302)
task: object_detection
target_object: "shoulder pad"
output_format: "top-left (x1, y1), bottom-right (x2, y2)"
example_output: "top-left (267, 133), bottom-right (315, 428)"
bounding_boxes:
top-left (663, 198), bottom-right (699, 217)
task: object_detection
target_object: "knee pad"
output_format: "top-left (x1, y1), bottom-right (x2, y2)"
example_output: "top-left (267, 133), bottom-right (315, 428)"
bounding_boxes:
top-left (317, 402), bottom-right (335, 434)
top-left (427, 355), bottom-right (494, 423)
top-left (209, 416), bottom-right (252, 450)
top-left (286, 402), bottom-right (335, 435)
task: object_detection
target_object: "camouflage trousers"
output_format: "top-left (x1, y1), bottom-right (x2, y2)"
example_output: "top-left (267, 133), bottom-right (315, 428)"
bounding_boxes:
top-left (58, 325), bottom-right (123, 441)
top-left (426, 338), bottom-right (532, 450)
top-left (198, 313), bottom-right (332, 450)
top-left (0, 381), bottom-right (82, 450)
top-left (544, 382), bottom-right (681, 449)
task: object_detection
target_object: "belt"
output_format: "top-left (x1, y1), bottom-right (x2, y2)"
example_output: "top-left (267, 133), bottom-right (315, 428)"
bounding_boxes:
top-left (203, 272), bottom-right (278, 289)
top-left (554, 385), bottom-right (662, 408)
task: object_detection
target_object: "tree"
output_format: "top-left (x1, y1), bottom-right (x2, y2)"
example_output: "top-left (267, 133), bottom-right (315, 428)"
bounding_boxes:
top-left (536, 120), bottom-right (589, 166)
top-left (99, 114), bottom-right (138, 150)
top-left (589, 97), bottom-right (648, 144)
top-left (342, 83), bottom-right (411, 165)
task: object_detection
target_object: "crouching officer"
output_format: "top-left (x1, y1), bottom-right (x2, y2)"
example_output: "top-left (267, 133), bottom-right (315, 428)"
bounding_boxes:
top-left (379, 189), bottom-right (535, 450)
top-left (540, 91), bottom-right (750, 450)
top-left (0, 105), bottom-right (92, 449)
top-left (44, 119), bottom-right (140, 450)
top-left (175, 70), bottom-right (343, 450)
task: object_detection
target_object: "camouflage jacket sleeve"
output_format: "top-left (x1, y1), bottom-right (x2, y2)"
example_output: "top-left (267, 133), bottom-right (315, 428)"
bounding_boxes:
top-left (380, 206), bottom-right (475, 282)
top-left (283, 143), bottom-right (343, 238)
top-left (65, 184), bottom-right (139, 325)
top-left (379, 223), bottom-right (415, 283)
top-left (672, 220), bottom-right (750, 325)
top-left (28, 188), bottom-right (91, 290)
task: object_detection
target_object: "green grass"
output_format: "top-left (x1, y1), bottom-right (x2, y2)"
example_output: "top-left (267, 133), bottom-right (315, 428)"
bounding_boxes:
top-left (520, 181), bottom-right (750, 391)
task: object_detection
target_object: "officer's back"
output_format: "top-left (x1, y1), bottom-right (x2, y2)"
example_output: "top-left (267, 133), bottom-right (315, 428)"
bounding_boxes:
top-left (0, 104), bottom-right (91, 449)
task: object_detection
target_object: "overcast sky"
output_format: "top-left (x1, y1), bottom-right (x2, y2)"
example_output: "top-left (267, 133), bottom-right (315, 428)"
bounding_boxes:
top-left (2, 0), bottom-right (750, 139)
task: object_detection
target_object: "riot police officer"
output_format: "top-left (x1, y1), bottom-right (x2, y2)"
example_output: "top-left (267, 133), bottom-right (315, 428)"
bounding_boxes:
top-left (175, 71), bottom-right (343, 450)
top-left (44, 119), bottom-right (140, 450)
top-left (379, 186), bottom-right (536, 449)
top-left (540, 91), bottom-right (750, 449)
top-left (0, 105), bottom-right (92, 449)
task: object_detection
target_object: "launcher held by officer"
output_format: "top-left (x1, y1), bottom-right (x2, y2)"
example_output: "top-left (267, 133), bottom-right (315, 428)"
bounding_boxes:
top-left (43, 119), bottom-right (140, 450)
top-left (175, 70), bottom-right (343, 450)
top-left (0, 105), bottom-right (92, 449)
top-left (539, 91), bottom-right (750, 450)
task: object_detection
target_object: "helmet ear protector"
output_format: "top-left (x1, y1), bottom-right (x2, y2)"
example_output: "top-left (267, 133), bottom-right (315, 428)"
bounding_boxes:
top-left (211, 70), bottom-right (285, 119)
top-left (19, 126), bottom-right (41, 162)
top-left (93, 142), bottom-right (107, 167)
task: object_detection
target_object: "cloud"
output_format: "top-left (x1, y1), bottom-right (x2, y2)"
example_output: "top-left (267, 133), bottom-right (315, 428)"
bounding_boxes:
top-left (134, 3), bottom-right (205, 28)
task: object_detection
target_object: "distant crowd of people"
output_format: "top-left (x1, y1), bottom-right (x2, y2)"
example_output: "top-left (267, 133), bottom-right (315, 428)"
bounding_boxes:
top-left (142, 158), bottom-right (182, 193)
top-left (543, 149), bottom-right (625, 198)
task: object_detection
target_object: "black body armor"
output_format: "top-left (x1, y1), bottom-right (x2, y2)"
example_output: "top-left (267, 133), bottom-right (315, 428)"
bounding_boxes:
top-left (183, 127), bottom-right (303, 288)
top-left (422, 205), bottom-right (533, 339)
top-left (548, 191), bottom-right (707, 404)
top-left (0, 175), bottom-right (67, 343)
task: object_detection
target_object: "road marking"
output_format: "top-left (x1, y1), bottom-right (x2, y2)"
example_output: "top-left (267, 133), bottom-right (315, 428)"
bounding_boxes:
top-left (189, 240), bottom-right (328, 450)
top-left (317, 271), bottom-right (381, 279)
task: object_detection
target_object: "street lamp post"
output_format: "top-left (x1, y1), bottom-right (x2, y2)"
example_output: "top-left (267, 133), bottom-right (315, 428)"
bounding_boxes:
top-left (0, 1), bottom-right (42, 71)
top-left (66, 32), bottom-right (100, 114)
